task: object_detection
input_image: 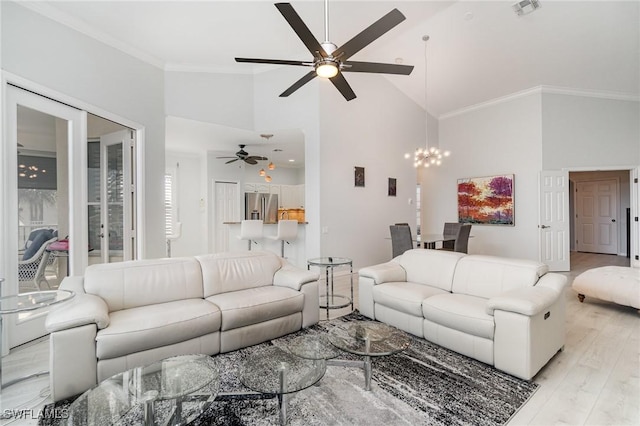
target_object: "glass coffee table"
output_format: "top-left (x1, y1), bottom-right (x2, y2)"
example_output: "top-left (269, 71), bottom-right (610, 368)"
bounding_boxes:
top-left (239, 346), bottom-right (326, 425)
top-left (286, 321), bottom-right (410, 391)
top-left (65, 354), bottom-right (219, 426)
top-left (307, 257), bottom-right (353, 320)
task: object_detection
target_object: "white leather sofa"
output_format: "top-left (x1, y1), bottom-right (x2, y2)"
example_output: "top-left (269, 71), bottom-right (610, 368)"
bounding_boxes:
top-left (45, 251), bottom-right (319, 402)
top-left (359, 249), bottom-right (567, 380)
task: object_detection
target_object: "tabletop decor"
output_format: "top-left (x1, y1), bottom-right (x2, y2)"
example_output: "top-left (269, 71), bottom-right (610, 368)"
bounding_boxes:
top-left (458, 174), bottom-right (514, 225)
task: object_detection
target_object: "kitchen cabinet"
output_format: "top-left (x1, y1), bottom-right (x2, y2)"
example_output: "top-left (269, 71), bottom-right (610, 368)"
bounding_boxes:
top-left (269, 185), bottom-right (281, 198)
top-left (295, 184), bottom-right (305, 208)
top-left (244, 183), bottom-right (270, 193)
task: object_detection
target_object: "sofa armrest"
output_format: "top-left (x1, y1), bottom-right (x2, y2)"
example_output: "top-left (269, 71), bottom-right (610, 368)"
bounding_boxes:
top-left (58, 276), bottom-right (87, 294)
top-left (535, 272), bottom-right (567, 293)
top-left (274, 264), bottom-right (319, 291)
top-left (358, 261), bottom-right (406, 284)
top-left (46, 292), bottom-right (110, 333)
top-left (487, 285), bottom-right (562, 316)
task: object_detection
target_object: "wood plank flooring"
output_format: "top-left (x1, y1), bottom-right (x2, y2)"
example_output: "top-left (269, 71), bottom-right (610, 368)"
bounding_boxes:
top-left (1, 252), bottom-right (637, 425)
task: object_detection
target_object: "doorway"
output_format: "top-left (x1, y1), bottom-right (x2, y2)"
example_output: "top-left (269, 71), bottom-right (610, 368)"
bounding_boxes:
top-left (570, 170), bottom-right (630, 257)
top-left (214, 181), bottom-right (240, 253)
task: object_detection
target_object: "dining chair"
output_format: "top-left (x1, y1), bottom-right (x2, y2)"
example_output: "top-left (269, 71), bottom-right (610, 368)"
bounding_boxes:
top-left (441, 222), bottom-right (462, 250)
top-left (389, 225), bottom-right (414, 258)
top-left (453, 224), bottom-right (472, 253)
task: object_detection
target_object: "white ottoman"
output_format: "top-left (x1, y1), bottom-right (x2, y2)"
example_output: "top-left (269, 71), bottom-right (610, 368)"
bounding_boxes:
top-left (572, 266), bottom-right (640, 310)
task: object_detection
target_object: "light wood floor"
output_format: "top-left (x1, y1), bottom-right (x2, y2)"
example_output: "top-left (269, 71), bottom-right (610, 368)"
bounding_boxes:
top-left (1, 252), bottom-right (637, 425)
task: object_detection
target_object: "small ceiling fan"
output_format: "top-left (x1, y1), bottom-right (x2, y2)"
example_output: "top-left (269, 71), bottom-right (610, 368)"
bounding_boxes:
top-left (217, 145), bottom-right (268, 165)
top-left (235, 2), bottom-right (414, 101)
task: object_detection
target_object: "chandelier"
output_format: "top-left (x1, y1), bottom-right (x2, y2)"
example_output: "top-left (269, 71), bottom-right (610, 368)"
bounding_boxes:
top-left (405, 35), bottom-right (450, 168)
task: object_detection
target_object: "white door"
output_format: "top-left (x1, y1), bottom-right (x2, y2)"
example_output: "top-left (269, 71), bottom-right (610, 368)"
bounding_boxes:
top-left (2, 85), bottom-right (86, 349)
top-left (576, 179), bottom-right (618, 255)
top-left (214, 181), bottom-right (240, 252)
top-left (87, 131), bottom-right (135, 265)
top-left (539, 171), bottom-right (570, 271)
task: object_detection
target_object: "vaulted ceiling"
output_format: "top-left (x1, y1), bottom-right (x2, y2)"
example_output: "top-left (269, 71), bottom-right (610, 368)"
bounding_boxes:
top-left (27, 0), bottom-right (639, 117)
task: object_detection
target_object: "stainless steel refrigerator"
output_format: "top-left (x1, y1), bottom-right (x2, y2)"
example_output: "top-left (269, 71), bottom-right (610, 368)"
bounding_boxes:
top-left (245, 192), bottom-right (279, 224)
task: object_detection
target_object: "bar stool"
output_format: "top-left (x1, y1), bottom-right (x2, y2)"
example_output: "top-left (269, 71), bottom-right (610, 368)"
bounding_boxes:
top-left (238, 220), bottom-right (263, 250)
top-left (268, 220), bottom-right (298, 258)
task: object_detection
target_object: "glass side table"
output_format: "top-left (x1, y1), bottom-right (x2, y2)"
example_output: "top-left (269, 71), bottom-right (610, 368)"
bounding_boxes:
top-left (0, 289), bottom-right (75, 392)
top-left (307, 257), bottom-right (353, 320)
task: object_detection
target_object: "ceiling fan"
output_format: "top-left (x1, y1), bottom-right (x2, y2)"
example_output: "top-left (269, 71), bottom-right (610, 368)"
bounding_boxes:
top-left (235, 1), bottom-right (414, 101)
top-left (217, 145), bottom-right (268, 165)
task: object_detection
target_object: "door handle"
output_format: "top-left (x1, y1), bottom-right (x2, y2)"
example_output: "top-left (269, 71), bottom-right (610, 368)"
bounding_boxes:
top-left (611, 219), bottom-right (616, 222)
top-left (540, 225), bottom-right (550, 229)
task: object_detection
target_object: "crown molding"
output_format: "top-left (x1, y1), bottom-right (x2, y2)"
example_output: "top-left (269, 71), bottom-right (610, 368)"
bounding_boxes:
top-left (17, 1), bottom-right (166, 70)
top-left (440, 85), bottom-right (639, 120)
top-left (164, 63), bottom-right (257, 75)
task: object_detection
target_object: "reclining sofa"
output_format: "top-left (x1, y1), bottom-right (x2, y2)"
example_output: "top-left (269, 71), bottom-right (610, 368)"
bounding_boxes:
top-left (359, 249), bottom-right (567, 380)
top-left (45, 251), bottom-right (319, 402)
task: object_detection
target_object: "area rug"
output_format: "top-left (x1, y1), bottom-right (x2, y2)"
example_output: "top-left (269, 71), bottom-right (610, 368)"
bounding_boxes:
top-left (40, 312), bottom-right (537, 425)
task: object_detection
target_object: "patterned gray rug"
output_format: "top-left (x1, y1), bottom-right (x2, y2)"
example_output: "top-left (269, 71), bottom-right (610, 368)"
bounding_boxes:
top-left (40, 312), bottom-right (537, 425)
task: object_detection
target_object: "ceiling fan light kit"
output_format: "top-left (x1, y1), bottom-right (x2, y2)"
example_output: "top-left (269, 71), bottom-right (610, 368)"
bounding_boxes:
top-left (235, 1), bottom-right (414, 101)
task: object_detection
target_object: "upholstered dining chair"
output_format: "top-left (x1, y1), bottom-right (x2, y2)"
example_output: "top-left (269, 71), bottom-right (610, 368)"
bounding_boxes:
top-left (389, 224), bottom-right (414, 258)
top-left (441, 222), bottom-right (462, 250)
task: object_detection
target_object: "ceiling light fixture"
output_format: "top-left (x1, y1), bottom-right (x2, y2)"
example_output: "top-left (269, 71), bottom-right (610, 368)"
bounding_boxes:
top-left (268, 162), bottom-right (276, 171)
top-left (265, 175), bottom-right (272, 183)
top-left (405, 36), bottom-right (450, 168)
top-left (513, 0), bottom-right (541, 16)
top-left (259, 168), bottom-right (266, 176)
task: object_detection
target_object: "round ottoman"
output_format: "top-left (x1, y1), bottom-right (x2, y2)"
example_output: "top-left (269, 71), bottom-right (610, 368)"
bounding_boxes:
top-left (572, 266), bottom-right (640, 310)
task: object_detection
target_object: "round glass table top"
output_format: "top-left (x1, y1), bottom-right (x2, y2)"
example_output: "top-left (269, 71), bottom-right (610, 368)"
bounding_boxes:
top-left (284, 334), bottom-right (342, 360)
top-left (0, 289), bottom-right (74, 314)
top-left (328, 321), bottom-right (411, 357)
top-left (65, 354), bottom-right (219, 426)
top-left (240, 346), bottom-right (326, 395)
top-left (307, 257), bottom-right (352, 267)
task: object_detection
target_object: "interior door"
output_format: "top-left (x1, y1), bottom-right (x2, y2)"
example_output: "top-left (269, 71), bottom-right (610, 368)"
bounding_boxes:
top-left (214, 181), bottom-right (240, 252)
top-left (576, 179), bottom-right (618, 255)
top-left (88, 131), bottom-right (134, 265)
top-left (2, 85), bottom-right (86, 349)
top-left (539, 170), bottom-right (570, 271)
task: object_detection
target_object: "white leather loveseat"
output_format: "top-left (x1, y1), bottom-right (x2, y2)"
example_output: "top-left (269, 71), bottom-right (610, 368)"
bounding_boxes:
top-left (45, 251), bottom-right (319, 402)
top-left (359, 249), bottom-right (567, 380)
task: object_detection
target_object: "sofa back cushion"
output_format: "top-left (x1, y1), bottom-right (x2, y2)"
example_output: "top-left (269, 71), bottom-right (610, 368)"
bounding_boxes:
top-left (451, 255), bottom-right (548, 299)
top-left (196, 251), bottom-right (282, 297)
top-left (84, 257), bottom-right (204, 312)
top-left (399, 249), bottom-right (465, 292)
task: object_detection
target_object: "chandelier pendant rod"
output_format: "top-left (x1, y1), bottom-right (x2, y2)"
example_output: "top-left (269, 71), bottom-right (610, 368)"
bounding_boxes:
top-left (324, 0), bottom-right (330, 43)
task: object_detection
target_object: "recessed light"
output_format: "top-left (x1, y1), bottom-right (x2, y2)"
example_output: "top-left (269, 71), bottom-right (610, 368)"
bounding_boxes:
top-left (274, 148), bottom-right (283, 152)
top-left (288, 159), bottom-right (295, 162)
top-left (395, 57), bottom-right (403, 64)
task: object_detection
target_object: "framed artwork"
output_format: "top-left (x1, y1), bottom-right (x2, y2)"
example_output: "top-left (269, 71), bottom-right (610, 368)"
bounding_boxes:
top-left (457, 174), bottom-right (514, 225)
top-left (354, 166), bottom-right (365, 187)
top-left (388, 178), bottom-right (397, 196)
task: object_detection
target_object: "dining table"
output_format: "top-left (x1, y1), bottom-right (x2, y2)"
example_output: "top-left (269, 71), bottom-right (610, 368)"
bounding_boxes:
top-left (419, 234), bottom-right (457, 249)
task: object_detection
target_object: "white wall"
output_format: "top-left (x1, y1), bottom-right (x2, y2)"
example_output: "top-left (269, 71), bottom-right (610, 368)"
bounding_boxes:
top-left (2, 2), bottom-right (166, 258)
top-left (165, 151), bottom-right (206, 257)
top-left (430, 92), bottom-right (543, 260)
top-left (319, 73), bottom-right (423, 269)
top-left (430, 90), bottom-right (639, 262)
top-left (165, 71), bottom-right (254, 130)
top-left (542, 94), bottom-right (640, 169)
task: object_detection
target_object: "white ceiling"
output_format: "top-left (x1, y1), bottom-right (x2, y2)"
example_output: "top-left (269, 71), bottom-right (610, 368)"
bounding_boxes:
top-left (29, 0), bottom-right (639, 118)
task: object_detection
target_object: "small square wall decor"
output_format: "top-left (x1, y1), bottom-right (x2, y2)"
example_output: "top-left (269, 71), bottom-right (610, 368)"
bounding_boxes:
top-left (388, 178), bottom-right (397, 196)
top-left (458, 174), bottom-right (514, 225)
top-left (354, 166), bottom-right (365, 187)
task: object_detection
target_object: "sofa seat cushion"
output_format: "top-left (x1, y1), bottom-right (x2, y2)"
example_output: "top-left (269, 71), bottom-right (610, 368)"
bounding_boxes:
top-left (373, 282), bottom-right (449, 317)
top-left (422, 294), bottom-right (495, 340)
top-left (96, 299), bottom-right (221, 360)
top-left (207, 286), bottom-right (303, 331)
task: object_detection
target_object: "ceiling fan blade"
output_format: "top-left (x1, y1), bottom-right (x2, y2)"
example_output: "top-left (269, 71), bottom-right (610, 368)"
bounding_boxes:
top-left (235, 58), bottom-right (310, 67)
top-left (244, 159), bottom-right (259, 165)
top-left (343, 61), bottom-right (414, 75)
top-left (225, 158), bottom-right (240, 164)
top-left (280, 71), bottom-right (317, 97)
top-left (330, 73), bottom-right (356, 101)
top-left (275, 3), bottom-right (327, 59)
top-left (246, 156), bottom-right (268, 162)
top-left (216, 156), bottom-right (236, 159)
top-left (332, 9), bottom-right (406, 61)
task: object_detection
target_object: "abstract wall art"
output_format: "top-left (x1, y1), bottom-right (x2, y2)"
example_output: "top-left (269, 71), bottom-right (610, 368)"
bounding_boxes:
top-left (457, 174), bottom-right (514, 225)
